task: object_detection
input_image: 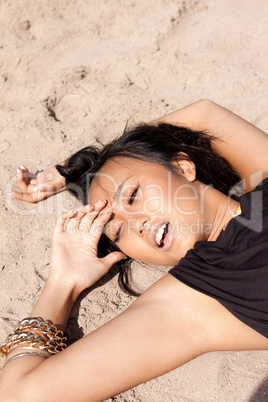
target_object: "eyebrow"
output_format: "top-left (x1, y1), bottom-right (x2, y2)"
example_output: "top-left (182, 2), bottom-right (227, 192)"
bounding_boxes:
top-left (113, 176), bottom-right (132, 203)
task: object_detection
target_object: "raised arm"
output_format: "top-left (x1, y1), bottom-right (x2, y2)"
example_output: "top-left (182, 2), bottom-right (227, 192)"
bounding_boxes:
top-left (153, 100), bottom-right (268, 191)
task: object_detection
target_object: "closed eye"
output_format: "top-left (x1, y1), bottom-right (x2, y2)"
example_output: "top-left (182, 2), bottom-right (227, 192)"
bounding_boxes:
top-left (103, 212), bottom-right (114, 235)
top-left (128, 181), bottom-right (140, 205)
top-left (115, 224), bottom-right (123, 243)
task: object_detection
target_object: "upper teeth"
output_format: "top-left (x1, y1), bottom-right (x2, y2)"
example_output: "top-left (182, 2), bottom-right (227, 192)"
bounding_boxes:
top-left (156, 223), bottom-right (167, 245)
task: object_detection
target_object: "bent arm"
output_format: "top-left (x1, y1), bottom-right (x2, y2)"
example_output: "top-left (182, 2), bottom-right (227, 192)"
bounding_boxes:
top-left (1, 275), bottom-right (267, 402)
top-left (153, 100), bottom-right (268, 190)
top-left (0, 276), bottom-right (206, 401)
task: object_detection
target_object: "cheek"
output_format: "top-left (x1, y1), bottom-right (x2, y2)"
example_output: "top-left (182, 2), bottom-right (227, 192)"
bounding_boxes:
top-left (119, 239), bottom-right (177, 266)
top-left (141, 184), bottom-right (170, 215)
top-left (173, 185), bottom-right (200, 216)
top-left (118, 237), bottom-right (150, 263)
top-left (142, 197), bottom-right (164, 215)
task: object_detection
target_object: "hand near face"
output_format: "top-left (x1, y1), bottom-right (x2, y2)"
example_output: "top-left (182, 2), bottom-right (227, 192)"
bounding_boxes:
top-left (11, 165), bottom-right (66, 203)
top-left (49, 200), bottom-right (126, 299)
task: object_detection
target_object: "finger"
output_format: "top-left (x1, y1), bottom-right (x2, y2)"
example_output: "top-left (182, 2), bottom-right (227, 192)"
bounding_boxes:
top-left (71, 205), bottom-right (94, 229)
top-left (102, 251), bottom-right (127, 270)
top-left (20, 165), bottom-right (36, 180)
top-left (79, 205), bottom-right (106, 232)
top-left (65, 205), bottom-right (94, 233)
top-left (20, 167), bottom-right (35, 185)
top-left (64, 201), bottom-right (107, 233)
top-left (76, 205), bottom-right (96, 231)
top-left (88, 211), bottom-right (112, 244)
top-left (92, 199), bottom-right (108, 211)
top-left (11, 189), bottom-right (55, 203)
top-left (77, 200), bottom-right (108, 231)
top-left (10, 190), bottom-right (35, 203)
top-left (54, 210), bottom-right (76, 234)
top-left (16, 167), bottom-right (36, 191)
top-left (16, 168), bottom-right (29, 193)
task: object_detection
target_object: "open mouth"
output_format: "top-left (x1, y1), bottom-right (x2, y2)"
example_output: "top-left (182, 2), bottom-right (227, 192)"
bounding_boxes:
top-left (155, 222), bottom-right (169, 248)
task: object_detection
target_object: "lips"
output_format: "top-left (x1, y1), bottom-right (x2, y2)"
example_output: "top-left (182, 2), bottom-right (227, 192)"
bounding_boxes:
top-left (155, 222), bottom-right (169, 247)
top-left (150, 221), bottom-right (173, 251)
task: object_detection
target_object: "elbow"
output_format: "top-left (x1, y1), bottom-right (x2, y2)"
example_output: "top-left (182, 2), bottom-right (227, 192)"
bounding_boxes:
top-left (196, 99), bottom-right (216, 110)
top-left (198, 98), bottom-right (214, 105)
top-left (194, 99), bottom-right (220, 120)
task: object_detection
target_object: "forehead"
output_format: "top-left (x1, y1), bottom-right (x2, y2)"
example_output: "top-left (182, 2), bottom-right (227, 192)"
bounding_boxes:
top-left (89, 158), bottom-right (131, 203)
top-left (88, 157), bottom-right (168, 204)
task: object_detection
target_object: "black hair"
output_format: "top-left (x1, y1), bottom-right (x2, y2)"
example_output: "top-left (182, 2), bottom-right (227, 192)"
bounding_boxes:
top-left (56, 123), bottom-right (240, 296)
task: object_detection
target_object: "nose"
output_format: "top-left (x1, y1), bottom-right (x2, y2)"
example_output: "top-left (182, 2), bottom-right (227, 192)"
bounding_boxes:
top-left (111, 205), bottom-right (150, 239)
top-left (134, 216), bottom-right (150, 237)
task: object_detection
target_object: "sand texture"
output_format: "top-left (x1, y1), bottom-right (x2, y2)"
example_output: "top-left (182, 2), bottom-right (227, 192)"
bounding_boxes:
top-left (0, 0), bottom-right (268, 400)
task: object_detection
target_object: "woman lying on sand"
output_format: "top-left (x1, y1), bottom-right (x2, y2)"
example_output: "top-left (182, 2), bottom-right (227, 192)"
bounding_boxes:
top-left (1, 100), bottom-right (268, 401)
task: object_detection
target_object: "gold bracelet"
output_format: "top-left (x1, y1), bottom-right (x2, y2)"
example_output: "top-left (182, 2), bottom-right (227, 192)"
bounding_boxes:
top-left (2, 332), bottom-right (66, 355)
top-left (0, 317), bottom-right (67, 358)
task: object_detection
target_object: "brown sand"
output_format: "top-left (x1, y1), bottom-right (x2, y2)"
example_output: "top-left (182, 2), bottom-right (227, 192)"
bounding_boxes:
top-left (0, 0), bottom-right (268, 400)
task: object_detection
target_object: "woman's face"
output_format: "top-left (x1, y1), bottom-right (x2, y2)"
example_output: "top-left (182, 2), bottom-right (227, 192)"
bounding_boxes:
top-left (89, 157), bottom-right (211, 266)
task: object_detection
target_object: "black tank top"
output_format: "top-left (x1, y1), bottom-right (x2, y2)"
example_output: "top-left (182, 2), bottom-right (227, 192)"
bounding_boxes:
top-left (169, 178), bottom-right (268, 338)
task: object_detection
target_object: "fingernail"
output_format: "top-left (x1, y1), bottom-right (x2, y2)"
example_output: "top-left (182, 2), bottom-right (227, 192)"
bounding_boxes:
top-left (8, 191), bottom-right (13, 196)
top-left (21, 164), bottom-right (25, 170)
top-left (33, 186), bottom-right (37, 192)
top-left (17, 168), bottom-right (21, 174)
top-left (101, 211), bottom-right (112, 217)
top-left (85, 204), bottom-right (94, 211)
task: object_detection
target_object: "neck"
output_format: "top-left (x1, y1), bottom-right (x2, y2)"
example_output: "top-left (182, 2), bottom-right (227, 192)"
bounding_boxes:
top-left (194, 182), bottom-right (240, 242)
top-left (205, 188), bottom-right (240, 241)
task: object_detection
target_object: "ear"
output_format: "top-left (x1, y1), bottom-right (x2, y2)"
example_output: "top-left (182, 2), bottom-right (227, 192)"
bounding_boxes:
top-left (173, 152), bottom-right (196, 182)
